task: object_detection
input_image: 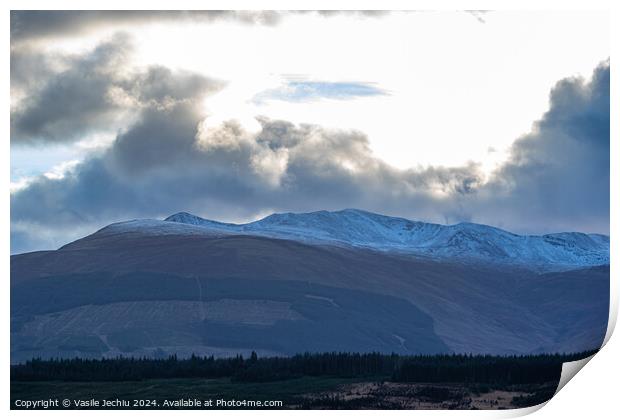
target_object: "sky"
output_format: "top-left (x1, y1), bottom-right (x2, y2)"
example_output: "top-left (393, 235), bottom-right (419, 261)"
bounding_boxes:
top-left (10, 10), bottom-right (610, 254)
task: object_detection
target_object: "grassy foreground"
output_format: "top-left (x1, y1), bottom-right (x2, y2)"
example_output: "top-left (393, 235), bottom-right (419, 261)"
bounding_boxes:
top-left (11, 376), bottom-right (558, 409)
top-left (11, 351), bottom-right (593, 409)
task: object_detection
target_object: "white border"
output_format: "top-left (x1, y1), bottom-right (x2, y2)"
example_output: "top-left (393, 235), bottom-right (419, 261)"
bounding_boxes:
top-left (3, 1), bottom-right (616, 419)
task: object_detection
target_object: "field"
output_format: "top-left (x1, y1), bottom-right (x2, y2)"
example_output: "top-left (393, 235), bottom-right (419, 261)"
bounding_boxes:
top-left (11, 376), bottom-right (557, 410)
top-left (11, 351), bottom-right (583, 409)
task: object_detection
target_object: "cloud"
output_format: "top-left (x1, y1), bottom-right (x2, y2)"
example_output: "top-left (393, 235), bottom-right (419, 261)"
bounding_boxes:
top-left (11, 34), bottom-right (224, 145)
top-left (10, 110), bottom-right (483, 253)
top-left (11, 34), bottom-right (132, 144)
top-left (477, 61), bottom-right (610, 234)
top-left (253, 81), bottom-right (389, 104)
top-left (10, 11), bottom-right (283, 44)
top-left (10, 11), bottom-right (391, 45)
top-left (9, 45), bottom-right (609, 253)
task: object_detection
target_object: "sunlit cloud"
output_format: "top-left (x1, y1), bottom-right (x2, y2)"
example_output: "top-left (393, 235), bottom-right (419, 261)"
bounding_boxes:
top-left (9, 11), bottom-right (610, 253)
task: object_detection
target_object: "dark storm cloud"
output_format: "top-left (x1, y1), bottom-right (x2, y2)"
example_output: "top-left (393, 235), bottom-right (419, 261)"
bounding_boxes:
top-left (474, 61), bottom-right (610, 234)
top-left (11, 111), bottom-right (481, 225)
top-left (10, 10), bottom-right (283, 44)
top-left (11, 35), bottom-right (223, 144)
top-left (10, 46), bottom-right (57, 93)
top-left (10, 99), bottom-right (484, 253)
top-left (11, 34), bottom-right (132, 143)
top-left (10, 10), bottom-right (390, 45)
top-left (9, 51), bottom-right (610, 253)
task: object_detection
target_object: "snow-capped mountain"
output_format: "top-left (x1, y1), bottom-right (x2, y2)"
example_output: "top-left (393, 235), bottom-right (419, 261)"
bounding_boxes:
top-left (158, 209), bottom-right (608, 269)
top-left (13, 208), bottom-right (610, 361)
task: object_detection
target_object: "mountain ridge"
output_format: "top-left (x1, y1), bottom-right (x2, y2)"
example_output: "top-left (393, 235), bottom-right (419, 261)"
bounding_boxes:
top-left (155, 209), bottom-right (609, 270)
top-left (12, 208), bottom-right (609, 361)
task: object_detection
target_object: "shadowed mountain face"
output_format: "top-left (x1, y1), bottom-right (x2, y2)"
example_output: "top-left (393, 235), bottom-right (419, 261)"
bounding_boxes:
top-left (10, 210), bottom-right (609, 363)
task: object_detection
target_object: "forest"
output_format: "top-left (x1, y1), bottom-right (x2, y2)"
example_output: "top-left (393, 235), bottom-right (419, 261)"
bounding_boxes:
top-left (11, 350), bottom-right (596, 384)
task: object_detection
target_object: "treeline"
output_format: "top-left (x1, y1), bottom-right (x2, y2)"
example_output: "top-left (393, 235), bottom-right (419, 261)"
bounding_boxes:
top-left (392, 353), bottom-right (575, 384)
top-left (11, 350), bottom-right (596, 384)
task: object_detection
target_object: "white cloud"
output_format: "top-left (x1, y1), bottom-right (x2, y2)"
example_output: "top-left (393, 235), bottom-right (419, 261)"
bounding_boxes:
top-left (12, 11), bottom-right (609, 174)
top-left (123, 11), bottom-right (608, 171)
top-left (9, 11), bottom-right (610, 253)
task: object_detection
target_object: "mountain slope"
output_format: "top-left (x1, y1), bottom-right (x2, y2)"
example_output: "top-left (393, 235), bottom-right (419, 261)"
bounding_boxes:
top-left (11, 213), bottom-right (609, 362)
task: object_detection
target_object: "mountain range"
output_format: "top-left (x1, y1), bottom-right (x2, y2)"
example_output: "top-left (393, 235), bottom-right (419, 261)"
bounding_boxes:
top-left (163, 209), bottom-right (609, 269)
top-left (10, 209), bottom-right (609, 363)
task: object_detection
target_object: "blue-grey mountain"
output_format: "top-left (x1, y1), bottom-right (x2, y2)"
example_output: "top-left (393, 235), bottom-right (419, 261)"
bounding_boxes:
top-left (10, 209), bottom-right (609, 363)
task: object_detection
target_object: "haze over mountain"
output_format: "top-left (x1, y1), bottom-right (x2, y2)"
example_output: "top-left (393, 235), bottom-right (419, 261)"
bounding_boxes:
top-left (10, 209), bottom-right (609, 363)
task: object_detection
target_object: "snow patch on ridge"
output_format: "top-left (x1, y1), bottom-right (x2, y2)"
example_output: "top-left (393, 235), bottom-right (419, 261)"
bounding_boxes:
top-left (131, 209), bottom-right (611, 269)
